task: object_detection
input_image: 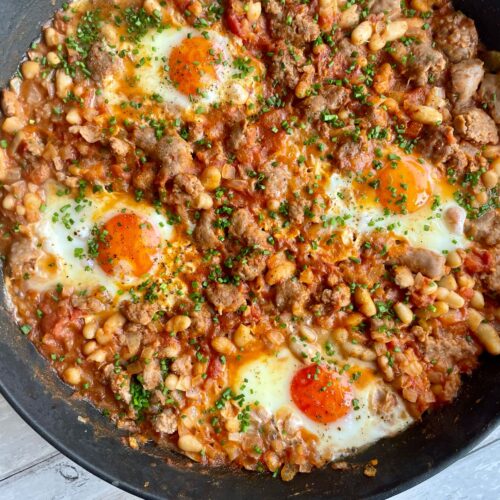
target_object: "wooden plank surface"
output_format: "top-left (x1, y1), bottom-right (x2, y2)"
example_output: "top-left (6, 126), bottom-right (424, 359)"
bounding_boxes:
top-left (0, 394), bottom-right (498, 499)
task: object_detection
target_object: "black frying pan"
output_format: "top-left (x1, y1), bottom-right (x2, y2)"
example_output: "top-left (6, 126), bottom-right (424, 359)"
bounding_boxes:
top-left (0, 1), bottom-right (499, 498)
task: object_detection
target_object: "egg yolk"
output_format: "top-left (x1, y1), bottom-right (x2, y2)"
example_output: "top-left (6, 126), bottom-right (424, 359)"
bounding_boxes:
top-left (97, 213), bottom-right (160, 278)
top-left (169, 36), bottom-right (218, 96)
top-left (291, 365), bottom-right (352, 424)
top-left (377, 158), bottom-right (432, 213)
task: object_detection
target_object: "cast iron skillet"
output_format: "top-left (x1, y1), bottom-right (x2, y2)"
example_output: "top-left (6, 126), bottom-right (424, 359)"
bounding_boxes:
top-left (0, 1), bottom-right (499, 498)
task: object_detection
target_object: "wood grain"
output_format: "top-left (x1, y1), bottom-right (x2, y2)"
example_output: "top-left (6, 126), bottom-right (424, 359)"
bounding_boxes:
top-left (0, 394), bottom-right (498, 499)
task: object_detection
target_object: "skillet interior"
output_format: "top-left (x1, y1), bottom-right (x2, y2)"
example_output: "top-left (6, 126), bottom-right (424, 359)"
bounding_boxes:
top-left (0, 1), bottom-right (499, 498)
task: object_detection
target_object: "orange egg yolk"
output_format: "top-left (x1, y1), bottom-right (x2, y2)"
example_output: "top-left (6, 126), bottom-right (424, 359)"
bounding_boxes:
top-left (97, 213), bottom-right (160, 278)
top-left (377, 158), bottom-right (432, 213)
top-left (291, 364), bottom-right (352, 424)
top-left (169, 36), bottom-right (218, 96)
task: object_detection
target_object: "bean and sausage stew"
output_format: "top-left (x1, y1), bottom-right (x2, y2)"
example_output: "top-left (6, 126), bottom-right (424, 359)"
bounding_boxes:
top-left (0, 0), bottom-right (499, 480)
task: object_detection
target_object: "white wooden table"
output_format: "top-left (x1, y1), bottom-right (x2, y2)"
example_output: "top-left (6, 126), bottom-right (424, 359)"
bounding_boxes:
top-left (0, 394), bottom-right (499, 499)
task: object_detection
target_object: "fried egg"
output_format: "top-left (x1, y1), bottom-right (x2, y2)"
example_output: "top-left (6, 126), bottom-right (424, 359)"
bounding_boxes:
top-left (231, 345), bottom-right (412, 460)
top-left (326, 151), bottom-right (469, 253)
top-left (103, 26), bottom-right (261, 117)
top-left (28, 182), bottom-right (177, 300)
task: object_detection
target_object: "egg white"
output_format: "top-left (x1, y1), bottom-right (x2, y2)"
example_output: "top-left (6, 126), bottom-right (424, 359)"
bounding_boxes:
top-left (29, 182), bottom-right (173, 297)
top-left (326, 172), bottom-right (469, 253)
top-left (232, 347), bottom-right (413, 461)
top-left (103, 26), bottom-right (260, 115)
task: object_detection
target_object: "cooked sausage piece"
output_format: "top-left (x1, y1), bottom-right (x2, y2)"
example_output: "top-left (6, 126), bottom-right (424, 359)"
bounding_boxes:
top-left (450, 59), bottom-right (484, 107)
top-left (434, 11), bottom-right (478, 63)
top-left (454, 108), bottom-right (499, 145)
top-left (479, 73), bottom-right (500, 124)
top-left (399, 247), bottom-right (446, 280)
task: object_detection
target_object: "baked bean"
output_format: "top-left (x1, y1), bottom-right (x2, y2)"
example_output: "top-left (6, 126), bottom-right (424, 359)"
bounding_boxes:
top-left (211, 336), bottom-right (236, 356)
top-left (394, 266), bottom-right (414, 288)
top-left (246, 2), bottom-right (262, 22)
top-left (178, 434), bottom-right (203, 453)
top-left (492, 157), bottom-right (500, 175)
top-left (394, 302), bottom-right (413, 325)
top-left (457, 274), bottom-right (475, 288)
top-left (431, 301), bottom-right (449, 317)
top-left (446, 250), bottom-right (462, 268)
top-left (475, 323), bottom-right (500, 355)
top-left (436, 287), bottom-right (450, 300)
top-left (412, 0), bottom-right (434, 11)
top-left (2, 194), bottom-right (16, 210)
top-left (474, 191), bottom-right (488, 205)
top-left (407, 104), bottom-right (442, 125)
top-left (351, 21), bottom-right (373, 46)
top-left (298, 325), bottom-right (317, 343)
top-left (377, 353), bottom-right (394, 381)
top-left (164, 373), bottom-right (179, 390)
top-left (484, 147), bottom-right (500, 160)
top-left (382, 20), bottom-right (408, 42)
top-left (82, 318), bottom-right (98, 339)
top-left (46, 51), bottom-right (61, 66)
top-left (82, 340), bottom-right (98, 356)
top-left (482, 170), bottom-right (498, 189)
top-left (66, 108), bottom-right (82, 125)
top-left (445, 291), bottom-right (465, 309)
top-left (467, 308), bottom-right (484, 332)
top-left (166, 315), bottom-right (191, 333)
top-left (333, 327), bottom-right (376, 361)
top-left (44, 27), bottom-right (62, 47)
top-left (21, 61), bottom-right (40, 80)
top-left (345, 312), bottom-right (364, 326)
top-left (470, 291), bottom-right (484, 309)
top-left (103, 312), bottom-right (126, 336)
top-left (95, 328), bottom-right (113, 345)
top-left (200, 166), bottom-right (221, 191)
top-left (369, 33), bottom-right (386, 52)
top-left (439, 274), bottom-right (457, 291)
top-left (233, 324), bottom-right (254, 348)
top-left (63, 366), bottom-right (81, 385)
top-left (354, 287), bottom-right (376, 317)
top-left (55, 70), bottom-right (73, 99)
top-left (87, 348), bottom-right (107, 363)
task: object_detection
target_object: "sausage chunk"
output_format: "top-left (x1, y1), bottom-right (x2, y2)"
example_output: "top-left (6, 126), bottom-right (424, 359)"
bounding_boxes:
top-left (399, 247), bottom-right (446, 280)
top-left (87, 42), bottom-right (122, 81)
top-left (479, 73), bottom-right (500, 124)
top-left (133, 127), bottom-right (194, 184)
top-left (206, 283), bottom-right (246, 313)
top-left (193, 212), bottom-right (220, 250)
top-left (434, 11), bottom-right (478, 63)
top-left (454, 108), bottom-right (499, 145)
top-left (450, 59), bottom-right (484, 107)
top-left (264, 0), bottom-right (320, 46)
top-left (229, 208), bottom-right (270, 248)
top-left (465, 210), bottom-right (500, 247)
top-left (121, 301), bottom-right (159, 325)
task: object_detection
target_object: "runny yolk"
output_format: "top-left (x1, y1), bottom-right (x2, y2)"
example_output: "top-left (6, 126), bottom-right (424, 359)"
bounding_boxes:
top-left (291, 365), bottom-right (353, 424)
top-left (97, 213), bottom-right (160, 278)
top-left (169, 36), bottom-right (218, 96)
top-left (377, 158), bottom-right (432, 213)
